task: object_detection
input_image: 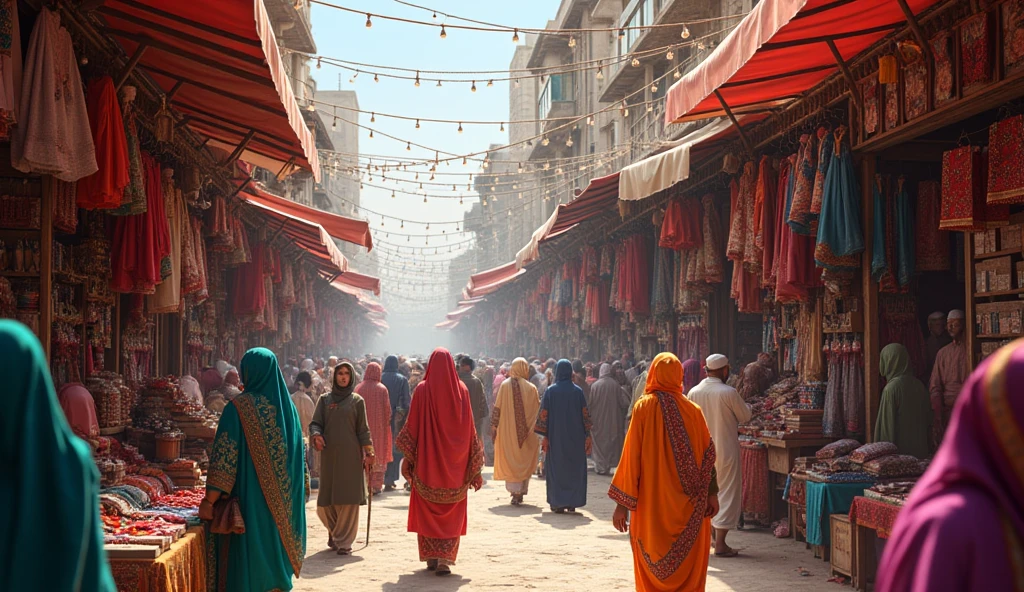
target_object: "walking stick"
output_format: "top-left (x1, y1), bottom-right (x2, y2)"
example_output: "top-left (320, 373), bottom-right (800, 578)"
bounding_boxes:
top-left (364, 464), bottom-right (372, 546)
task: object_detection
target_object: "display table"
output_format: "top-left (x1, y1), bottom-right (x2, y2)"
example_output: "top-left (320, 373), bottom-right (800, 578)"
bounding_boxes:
top-left (109, 526), bottom-right (206, 592)
top-left (849, 496), bottom-right (905, 592)
top-left (805, 481), bottom-right (873, 547)
top-left (760, 437), bottom-right (832, 523)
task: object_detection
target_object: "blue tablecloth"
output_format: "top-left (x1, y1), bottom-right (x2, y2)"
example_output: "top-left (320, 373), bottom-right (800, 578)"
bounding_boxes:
top-left (805, 480), bottom-right (873, 546)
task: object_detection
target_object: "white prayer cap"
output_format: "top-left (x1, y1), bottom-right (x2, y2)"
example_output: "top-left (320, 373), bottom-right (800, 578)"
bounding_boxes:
top-left (706, 354), bottom-right (729, 371)
top-left (947, 310), bottom-right (965, 320)
top-left (928, 311), bottom-right (946, 321)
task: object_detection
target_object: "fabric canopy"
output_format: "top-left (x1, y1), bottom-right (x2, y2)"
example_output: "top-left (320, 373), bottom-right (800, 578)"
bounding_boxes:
top-left (619, 118), bottom-right (735, 201)
top-left (664, 0), bottom-right (942, 123)
top-left (333, 271), bottom-right (381, 296)
top-left (243, 198), bottom-right (348, 277)
top-left (435, 319), bottom-right (460, 331)
top-left (358, 299), bottom-right (387, 315)
top-left (239, 185), bottom-right (373, 251)
top-left (466, 263), bottom-right (528, 298)
top-left (446, 305), bottom-right (475, 321)
top-left (516, 172), bottom-right (620, 268)
top-left (458, 297), bottom-right (487, 306)
top-left (99, 0), bottom-right (321, 179)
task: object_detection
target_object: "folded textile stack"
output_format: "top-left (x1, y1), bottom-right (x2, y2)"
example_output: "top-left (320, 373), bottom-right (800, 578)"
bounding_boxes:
top-left (816, 438), bottom-right (862, 460)
top-left (863, 454), bottom-right (926, 478)
top-left (783, 408), bottom-right (824, 436)
top-left (850, 442), bottom-right (899, 464)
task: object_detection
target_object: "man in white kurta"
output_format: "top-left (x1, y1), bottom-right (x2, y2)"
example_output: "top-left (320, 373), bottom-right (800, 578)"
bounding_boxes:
top-left (687, 354), bottom-right (751, 557)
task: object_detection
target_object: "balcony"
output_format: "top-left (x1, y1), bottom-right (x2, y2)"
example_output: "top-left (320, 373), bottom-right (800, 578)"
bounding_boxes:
top-left (599, 0), bottom-right (713, 103)
top-left (532, 74), bottom-right (576, 160)
top-left (264, 0), bottom-right (316, 54)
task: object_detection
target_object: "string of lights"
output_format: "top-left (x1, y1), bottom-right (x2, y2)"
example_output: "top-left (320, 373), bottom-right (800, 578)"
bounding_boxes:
top-left (323, 139), bottom-right (638, 168)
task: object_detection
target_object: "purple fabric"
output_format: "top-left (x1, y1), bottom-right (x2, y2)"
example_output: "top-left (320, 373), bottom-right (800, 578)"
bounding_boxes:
top-left (876, 343), bottom-right (1024, 592)
top-left (682, 359), bottom-right (702, 395)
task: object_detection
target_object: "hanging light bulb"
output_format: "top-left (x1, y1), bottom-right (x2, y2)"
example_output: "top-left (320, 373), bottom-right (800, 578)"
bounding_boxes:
top-left (415, 72), bottom-right (421, 87)
top-left (452, 184), bottom-right (457, 190)
top-left (556, 167), bottom-right (563, 174)
top-left (666, 50), bottom-right (675, 61)
top-left (587, 116), bottom-right (594, 126)
top-left (568, 36), bottom-right (576, 48)
top-left (415, 119), bottom-right (421, 129)
top-left (566, 137), bottom-right (573, 147)
top-left (426, 223), bottom-right (430, 230)
top-left (391, 190), bottom-right (396, 198)
top-left (471, 81), bottom-right (477, 92)
top-left (439, 25), bottom-right (447, 39)
top-left (436, 79), bottom-right (442, 87)
top-left (512, 28), bottom-right (520, 43)
top-left (406, 141), bottom-right (411, 151)
top-left (618, 28), bottom-right (625, 39)
top-left (331, 118), bottom-right (337, 131)
top-left (365, 13), bottom-right (372, 27)
top-left (596, 64), bottom-right (604, 80)
top-left (647, 103), bottom-right (654, 112)
top-left (631, 58), bottom-right (640, 67)
top-left (431, 10), bottom-right (437, 19)
top-left (423, 195), bottom-right (428, 203)
top-left (674, 69), bottom-right (682, 79)
top-left (651, 84), bottom-right (658, 93)
top-left (306, 101), bottom-right (315, 112)
top-left (518, 192), bottom-right (523, 199)
top-left (457, 123), bottom-right (464, 134)
top-left (697, 41), bottom-right (706, 51)
top-left (487, 79), bottom-right (494, 87)
top-left (400, 220), bottom-right (404, 228)
top-left (369, 130), bottom-right (374, 138)
top-left (380, 216), bottom-right (385, 227)
top-left (517, 162), bottom-right (524, 173)
top-left (459, 196), bottom-right (463, 205)
top-left (542, 137), bottom-right (550, 146)
top-left (681, 24), bottom-right (691, 39)
top-left (370, 112), bottom-right (376, 123)
top-left (500, 122), bottom-right (505, 132)
top-left (316, 57), bottom-right (322, 69)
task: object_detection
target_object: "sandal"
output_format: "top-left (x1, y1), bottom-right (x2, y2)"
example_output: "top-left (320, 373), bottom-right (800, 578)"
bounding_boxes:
top-left (337, 548), bottom-right (351, 556)
top-left (553, 507), bottom-right (565, 514)
top-left (426, 559), bottom-right (438, 571)
top-left (327, 537), bottom-right (336, 550)
top-left (714, 549), bottom-right (740, 558)
top-left (436, 565), bottom-right (452, 576)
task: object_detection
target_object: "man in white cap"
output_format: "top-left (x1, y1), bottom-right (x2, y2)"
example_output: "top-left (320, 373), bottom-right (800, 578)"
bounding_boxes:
top-left (929, 310), bottom-right (968, 444)
top-left (924, 311), bottom-right (951, 379)
top-left (686, 354), bottom-right (751, 557)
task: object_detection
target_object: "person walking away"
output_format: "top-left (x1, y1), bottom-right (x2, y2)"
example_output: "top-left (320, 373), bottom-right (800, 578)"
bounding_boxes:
top-left (202, 347), bottom-right (307, 591)
top-left (397, 348), bottom-right (484, 576)
top-left (610, 353), bottom-right (719, 592)
top-left (876, 339), bottom-right (1024, 592)
top-left (687, 354), bottom-right (750, 557)
top-left (875, 344), bottom-right (932, 459)
top-left (381, 355), bottom-right (411, 492)
top-left (929, 310), bottom-right (968, 445)
top-left (625, 362), bottom-right (649, 426)
top-left (458, 357), bottom-right (488, 450)
top-left (291, 371), bottom-right (317, 488)
top-left (535, 360), bottom-right (592, 513)
top-left (529, 363), bottom-right (548, 393)
top-left (355, 362), bottom-right (393, 495)
top-left (589, 363), bottom-right (632, 475)
top-left (491, 357), bottom-right (541, 504)
top-left (309, 362), bottom-right (375, 555)
top-left (572, 359), bottom-right (591, 401)
top-left (0, 321), bottom-right (116, 592)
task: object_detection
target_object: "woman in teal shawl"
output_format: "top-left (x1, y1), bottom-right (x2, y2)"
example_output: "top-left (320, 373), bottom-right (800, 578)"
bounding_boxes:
top-left (0, 320), bottom-right (115, 592)
top-left (202, 347), bottom-right (308, 592)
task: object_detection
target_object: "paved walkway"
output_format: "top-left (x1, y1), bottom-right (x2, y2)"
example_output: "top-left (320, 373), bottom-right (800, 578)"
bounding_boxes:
top-left (293, 467), bottom-right (840, 591)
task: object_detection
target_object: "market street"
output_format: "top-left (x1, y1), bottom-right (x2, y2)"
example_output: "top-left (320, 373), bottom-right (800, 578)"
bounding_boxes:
top-left (295, 467), bottom-right (836, 592)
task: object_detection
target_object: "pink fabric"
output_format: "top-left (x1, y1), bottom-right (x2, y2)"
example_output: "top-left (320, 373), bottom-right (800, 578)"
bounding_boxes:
top-left (877, 342), bottom-right (1024, 592)
top-left (179, 375), bottom-right (203, 406)
top-left (58, 383), bottom-right (99, 439)
top-left (355, 362), bottom-right (394, 474)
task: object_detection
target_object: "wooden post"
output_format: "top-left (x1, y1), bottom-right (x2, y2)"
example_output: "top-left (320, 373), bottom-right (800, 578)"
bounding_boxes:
top-left (965, 232), bottom-right (976, 370)
top-left (861, 155), bottom-right (880, 443)
top-left (826, 39), bottom-right (864, 115)
top-left (714, 90), bottom-right (754, 156)
top-left (221, 129), bottom-right (257, 167)
top-left (39, 176), bottom-right (53, 359)
top-left (895, 0), bottom-right (936, 67)
top-left (114, 44), bottom-right (148, 91)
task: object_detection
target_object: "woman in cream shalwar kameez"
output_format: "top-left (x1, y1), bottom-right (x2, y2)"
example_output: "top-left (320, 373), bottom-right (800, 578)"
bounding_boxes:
top-left (490, 358), bottom-right (541, 504)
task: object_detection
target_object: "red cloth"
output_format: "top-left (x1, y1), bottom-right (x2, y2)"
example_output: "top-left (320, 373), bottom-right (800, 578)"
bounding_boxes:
top-left (659, 197), bottom-right (701, 250)
top-left (77, 76), bottom-right (129, 210)
top-left (754, 155), bottom-right (777, 284)
top-left (231, 241), bottom-right (267, 317)
top-left (397, 348), bottom-right (483, 540)
top-left (355, 362), bottom-right (394, 473)
top-left (741, 443), bottom-right (770, 527)
top-left (916, 181), bottom-right (950, 271)
top-left (849, 496), bottom-right (903, 539)
top-left (941, 146), bottom-right (1008, 230)
top-left (110, 153), bottom-right (170, 293)
top-left (987, 115), bottom-right (1024, 205)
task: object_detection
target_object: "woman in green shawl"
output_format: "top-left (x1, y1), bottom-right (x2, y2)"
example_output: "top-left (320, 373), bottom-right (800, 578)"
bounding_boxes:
top-left (0, 320), bottom-right (115, 592)
top-left (202, 347), bottom-right (308, 592)
top-left (876, 343), bottom-right (932, 459)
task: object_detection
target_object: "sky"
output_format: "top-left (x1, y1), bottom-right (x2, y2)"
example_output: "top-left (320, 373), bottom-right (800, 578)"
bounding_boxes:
top-left (309, 0), bottom-right (555, 354)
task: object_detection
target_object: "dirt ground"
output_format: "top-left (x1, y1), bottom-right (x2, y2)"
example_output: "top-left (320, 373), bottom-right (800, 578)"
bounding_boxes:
top-left (292, 467), bottom-right (840, 592)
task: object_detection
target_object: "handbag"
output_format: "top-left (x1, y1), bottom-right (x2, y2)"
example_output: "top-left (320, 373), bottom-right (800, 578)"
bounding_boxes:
top-left (209, 497), bottom-right (245, 535)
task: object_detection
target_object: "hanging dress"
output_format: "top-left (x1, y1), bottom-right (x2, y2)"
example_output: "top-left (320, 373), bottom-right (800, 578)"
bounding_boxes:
top-left (0, 0), bottom-right (21, 139)
top-left (111, 86), bottom-right (146, 215)
top-left (12, 8), bottom-right (96, 181)
top-left (148, 170), bottom-right (185, 313)
top-left (76, 76), bottom-right (129, 209)
top-left (814, 128), bottom-right (864, 271)
top-left (788, 132), bottom-right (819, 235)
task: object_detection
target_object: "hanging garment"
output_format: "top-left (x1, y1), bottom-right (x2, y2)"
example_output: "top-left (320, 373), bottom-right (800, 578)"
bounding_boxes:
top-left (916, 180), bottom-right (950, 271)
top-left (111, 86), bottom-right (146, 215)
top-left (701, 195), bottom-right (724, 283)
top-left (814, 128), bottom-right (864, 271)
top-left (871, 175), bottom-right (890, 283)
top-left (788, 132), bottom-right (819, 235)
top-left (739, 162), bottom-right (760, 272)
top-left (232, 241), bottom-right (267, 318)
top-left (12, 8), bottom-right (96, 181)
top-left (727, 168), bottom-right (751, 262)
top-left (894, 178), bottom-right (915, 287)
top-left (809, 126), bottom-right (834, 231)
top-left (940, 145), bottom-right (1008, 230)
top-left (822, 341), bottom-right (845, 438)
top-left (110, 153), bottom-right (170, 294)
top-left (754, 155), bottom-right (777, 285)
top-left (148, 170), bottom-right (185, 313)
top-left (774, 154), bottom-right (808, 303)
top-left (986, 115), bottom-right (1024, 204)
top-left (76, 76), bottom-right (129, 209)
top-left (0, 0), bottom-right (21, 139)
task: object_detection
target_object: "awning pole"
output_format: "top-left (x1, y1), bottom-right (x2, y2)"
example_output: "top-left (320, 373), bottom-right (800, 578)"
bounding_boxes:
top-left (895, 0), bottom-right (936, 66)
top-left (221, 129), bottom-right (257, 167)
top-left (229, 177), bottom-right (254, 200)
top-left (114, 44), bottom-right (148, 91)
top-left (165, 80), bottom-right (185, 101)
top-left (825, 39), bottom-right (864, 115)
top-left (714, 90), bottom-right (754, 156)
top-left (276, 157), bottom-right (297, 181)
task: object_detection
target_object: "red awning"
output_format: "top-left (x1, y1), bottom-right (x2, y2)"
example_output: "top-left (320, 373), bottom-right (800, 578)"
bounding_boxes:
top-left (664, 0), bottom-right (942, 123)
top-left (516, 173), bottom-right (619, 268)
top-left (98, 0), bottom-right (320, 179)
top-left (333, 271), bottom-right (381, 296)
top-left (458, 297), bottom-right (487, 306)
top-left (435, 319), bottom-right (460, 331)
top-left (243, 199), bottom-right (348, 277)
top-left (467, 262), bottom-right (519, 292)
top-left (239, 185), bottom-right (373, 251)
top-left (358, 299), bottom-right (387, 315)
top-left (446, 305), bottom-right (475, 321)
top-left (467, 267), bottom-right (528, 298)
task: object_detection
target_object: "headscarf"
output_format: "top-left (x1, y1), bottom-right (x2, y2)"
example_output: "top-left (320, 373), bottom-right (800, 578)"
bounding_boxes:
top-left (510, 358), bottom-right (530, 380)
top-left (300, 358), bottom-right (315, 372)
top-left (215, 360), bottom-right (232, 378)
top-left (383, 355), bottom-right (400, 374)
top-left (554, 358), bottom-right (574, 383)
top-left (330, 362), bottom-right (357, 401)
top-left (876, 340), bottom-right (1024, 592)
top-left (598, 363), bottom-right (613, 379)
top-left (0, 320), bottom-right (116, 592)
top-left (880, 343), bottom-right (913, 381)
top-left (645, 352), bottom-right (684, 396)
top-left (200, 367), bottom-right (223, 394)
top-left (397, 348), bottom-right (481, 503)
top-left (224, 370), bottom-right (241, 388)
top-left (682, 359), bottom-right (702, 395)
top-left (179, 375), bottom-right (203, 406)
top-left (57, 383), bottom-right (101, 440)
top-left (235, 347), bottom-right (306, 575)
top-left (362, 361), bottom-right (382, 383)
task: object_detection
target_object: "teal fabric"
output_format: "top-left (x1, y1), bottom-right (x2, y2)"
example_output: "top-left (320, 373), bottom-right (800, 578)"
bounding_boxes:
top-left (815, 132), bottom-right (864, 270)
top-left (805, 480), bottom-right (873, 546)
top-left (0, 320), bottom-right (115, 592)
top-left (207, 347), bottom-right (307, 592)
top-left (894, 180), bottom-right (915, 286)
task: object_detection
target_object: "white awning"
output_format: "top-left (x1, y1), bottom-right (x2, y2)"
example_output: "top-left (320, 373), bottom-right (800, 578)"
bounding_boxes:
top-left (618, 118), bottom-right (734, 201)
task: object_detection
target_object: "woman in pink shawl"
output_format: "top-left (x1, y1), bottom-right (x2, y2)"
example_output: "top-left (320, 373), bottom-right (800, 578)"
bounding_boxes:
top-left (682, 358), bottom-right (703, 395)
top-left (355, 362), bottom-right (393, 494)
top-left (57, 383), bottom-right (100, 440)
top-left (876, 340), bottom-right (1024, 592)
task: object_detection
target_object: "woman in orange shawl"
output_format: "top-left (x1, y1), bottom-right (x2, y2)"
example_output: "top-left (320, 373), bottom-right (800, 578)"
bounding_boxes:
top-left (397, 348), bottom-right (484, 576)
top-left (610, 353), bottom-right (719, 592)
